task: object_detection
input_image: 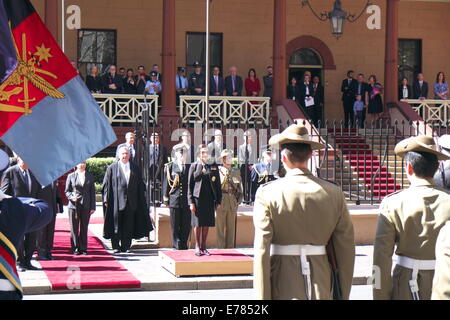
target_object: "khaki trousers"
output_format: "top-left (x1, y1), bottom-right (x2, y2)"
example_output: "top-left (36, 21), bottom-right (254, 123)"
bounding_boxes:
top-left (216, 193), bottom-right (237, 248)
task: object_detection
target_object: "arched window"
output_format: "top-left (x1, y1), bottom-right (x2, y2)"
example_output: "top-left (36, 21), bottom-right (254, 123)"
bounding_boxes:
top-left (289, 48), bottom-right (322, 67)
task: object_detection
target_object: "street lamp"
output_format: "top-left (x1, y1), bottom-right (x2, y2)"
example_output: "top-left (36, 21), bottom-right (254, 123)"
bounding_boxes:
top-left (301, 0), bottom-right (371, 38)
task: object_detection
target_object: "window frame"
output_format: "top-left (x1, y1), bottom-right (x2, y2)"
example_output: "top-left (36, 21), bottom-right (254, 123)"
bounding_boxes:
top-left (185, 31), bottom-right (223, 76)
top-left (398, 38), bottom-right (422, 84)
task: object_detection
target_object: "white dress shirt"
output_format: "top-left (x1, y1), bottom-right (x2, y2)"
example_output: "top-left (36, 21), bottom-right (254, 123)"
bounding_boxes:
top-left (77, 170), bottom-right (86, 186)
top-left (119, 161), bottom-right (131, 185)
top-left (402, 86), bottom-right (408, 99)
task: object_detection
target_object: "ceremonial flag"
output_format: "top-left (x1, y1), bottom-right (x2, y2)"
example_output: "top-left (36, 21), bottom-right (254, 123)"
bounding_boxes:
top-left (0, 0), bottom-right (116, 186)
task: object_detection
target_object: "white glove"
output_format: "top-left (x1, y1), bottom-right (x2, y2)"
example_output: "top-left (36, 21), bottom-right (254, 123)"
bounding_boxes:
top-left (0, 190), bottom-right (11, 201)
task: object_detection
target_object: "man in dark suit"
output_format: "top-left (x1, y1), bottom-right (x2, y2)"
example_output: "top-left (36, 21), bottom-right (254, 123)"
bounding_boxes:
top-left (149, 133), bottom-right (168, 205)
top-left (102, 65), bottom-right (123, 94)
top-left (36, 180), bottom-right (63, 260)
top-left (238, 131), bottom-right (256, 204)
top-left (354, 73), bottom-right (370, 128)
top-left (299, 74), bottom-right (315, 121)
top-left (135, 65), bottom-right (150, 94)
top-left (263, 66), bottom-right (273, 99)
top-left (116, 132), bottom-right (136, 162)
top-left (163, 144), bottom-right (191, 250)
top-left (102, 147), bottom-right (152, 253)
top-left (224, 66), bottom-right (243, 96)
top-left (413, 73), bottom-right (429, 100)
top-left (210, 65), bottom-right (224, 96)
top-left (311, 76), bottom-right (325, 127)
top-left (1, 157), bottom-right (41, 271)
top-left (341, 70), bottom-right (356, 128)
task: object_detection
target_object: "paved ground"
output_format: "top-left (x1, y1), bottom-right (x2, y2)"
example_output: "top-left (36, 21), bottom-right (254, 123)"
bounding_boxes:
top-left (19, 204), bottom-right (375, 297)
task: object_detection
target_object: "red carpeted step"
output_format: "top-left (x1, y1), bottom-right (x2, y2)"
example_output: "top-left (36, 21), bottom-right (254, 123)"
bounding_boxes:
top-left (358, 171), bottom-right (391, 178)
top-left (334, 138), bottom-right (366, 143)
top-left (371, 190), bottom-right (399, 197)
top-left (328, 128), bottom-right (357, 133)
top-left (353, 166), bottom-right (388, 172)
top-left (364, 177), bottom-right (396, 184)
top-left (350, 160), bottom-right (381, 166)
top-left (345, 154), bottom-right (379, 160)
top-left (337, 143), bottom-right (370, 149)
top-left (341, 149), bottom-right (373, 155)
top-left (39, 219), bottom-right (141, 291)
top-left (370, 184), bottom-right (402, 190)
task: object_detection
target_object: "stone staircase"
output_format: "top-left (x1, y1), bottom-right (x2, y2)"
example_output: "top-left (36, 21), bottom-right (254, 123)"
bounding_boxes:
top-left (321, 127), bottom-right (409, 202)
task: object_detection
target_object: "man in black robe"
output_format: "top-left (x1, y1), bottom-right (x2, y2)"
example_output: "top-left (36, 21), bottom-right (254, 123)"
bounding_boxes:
top-left (102, 147), bottom-right (153, 253)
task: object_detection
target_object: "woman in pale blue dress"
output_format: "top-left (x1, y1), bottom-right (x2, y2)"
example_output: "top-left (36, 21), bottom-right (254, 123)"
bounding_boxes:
top-left (434, 72), bottom-right (449, 100)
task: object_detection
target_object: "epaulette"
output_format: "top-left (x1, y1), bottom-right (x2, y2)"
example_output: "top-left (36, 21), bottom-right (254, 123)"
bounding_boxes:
top-left (382, 188), bottom-right (404, 199)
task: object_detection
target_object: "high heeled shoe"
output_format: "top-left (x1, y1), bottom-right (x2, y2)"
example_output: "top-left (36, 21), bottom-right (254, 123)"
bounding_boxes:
top-left (202, 249), bottom-right (211, 256)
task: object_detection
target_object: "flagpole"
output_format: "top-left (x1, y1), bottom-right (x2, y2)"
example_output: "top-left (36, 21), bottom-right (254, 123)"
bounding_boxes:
top-left (61, 0), bottom-right (65, 52)
top-left (204, 0), bottom-right (210, 145)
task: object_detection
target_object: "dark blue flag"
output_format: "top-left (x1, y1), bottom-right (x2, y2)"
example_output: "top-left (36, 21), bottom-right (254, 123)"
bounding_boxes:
top-left (0, 0), bottom-right (17, 82)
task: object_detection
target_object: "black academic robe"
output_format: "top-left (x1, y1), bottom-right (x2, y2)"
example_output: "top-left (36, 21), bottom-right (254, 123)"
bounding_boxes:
top-left (102, 162), bottom-right (152, 239)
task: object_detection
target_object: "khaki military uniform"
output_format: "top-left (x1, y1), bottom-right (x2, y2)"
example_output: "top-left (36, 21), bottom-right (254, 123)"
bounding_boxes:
top-left (253, 168), bottom-right (355, 300)
top-left (432, 221), bottom-right (450, 299)
top-left (216, 166), bottom-right (243, 248)
top-left (373, 179), bottom-right (450, 300)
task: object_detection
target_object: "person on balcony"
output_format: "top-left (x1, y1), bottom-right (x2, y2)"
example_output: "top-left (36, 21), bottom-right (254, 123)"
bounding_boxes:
top-left (225, 66), bottom-right (243, 96)
top-left (341, 70), bottom-right (356, 128)
top-left (263, 66), bottom-right (273, 101)
top-left (123, 68), bottom-right (137, 94)
top-left (398, 77), bottom-right (412, 100)
top-left (85, 65), bottom-right (102, 93)
top-left (102, 65), bottom-right (123, 94)
top-left (145, 71), bottom-right (162, 95)
top-left (434, 72), bottom-right (448, 100)
top-left (135, 65), bottom-right (150, 95)
top-left (245, 68), bottom-right (261, 97)
top-left (373, 135), bottom-right (450, 300)
top-left (210, 65), bottom-right (224, 96)
top-left (412, 73), bottom-right (429, 100)
top-left (188, 144), bottom-right (222, 256)
top-left (188, 61), bottom-right (206, 96)
top-left (151, 64), bottom-right (162, 82)
top-left (287, 77), bottom-right (300, 102)
top-left (176, 67), bottom-right (189, 106)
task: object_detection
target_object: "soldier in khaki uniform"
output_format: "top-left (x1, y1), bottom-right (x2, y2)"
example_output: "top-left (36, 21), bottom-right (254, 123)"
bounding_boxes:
top-left (373, 135), bottom-right (450, 300)
top-left (432, 221), bottom-right (450, 299)
top-left (253, 124), bottom-right (355, 300)
top-left (216, 149), bottom-right (243, 248)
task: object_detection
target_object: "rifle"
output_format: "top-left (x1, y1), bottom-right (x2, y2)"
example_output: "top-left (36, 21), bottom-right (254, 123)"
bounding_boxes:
top-left (326, 237), bottom-right (342, 300)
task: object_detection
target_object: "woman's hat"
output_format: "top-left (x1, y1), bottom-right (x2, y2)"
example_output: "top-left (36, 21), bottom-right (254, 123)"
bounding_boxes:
top-left (394, 135), bottom-right (450, 160)
top-left (219, 149), bottom-right (233, 159)
top-left (268, 124), bottom-right (325, 150)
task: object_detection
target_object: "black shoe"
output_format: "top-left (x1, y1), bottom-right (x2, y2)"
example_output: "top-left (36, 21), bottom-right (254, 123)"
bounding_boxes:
top-left (17, 264), bottom-right (27, 272)
top-left (195, 251), bottom-right (203, 257)
top-left (46, 253), bottom-right (53, 260)
top-left (25, 263), bottom-right (40, 271)
top-left (113, 249), bottom-right (121, 254)
top-left (74, 249), bottom-right (81, 256)
top-left (81, 251), bottom-right (88, 255)
top-left (202, 249), bottom-right (211, 256)
top-left (37, 255), bottom-right (50, 261)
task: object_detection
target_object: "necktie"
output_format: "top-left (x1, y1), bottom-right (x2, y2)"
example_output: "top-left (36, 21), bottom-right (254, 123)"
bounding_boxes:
top-left (129, 146), bottom-right (133, 159)
top-left (23, 170), bottom-right (30, 193)
top-left (178, 75), bottom-right (182, 89)
top-left (232, 77), bottom-right (235, 91)
top-left (215, 76), bottom-right (219, 89)
top-left (358, 84), bottom-right (361, 95)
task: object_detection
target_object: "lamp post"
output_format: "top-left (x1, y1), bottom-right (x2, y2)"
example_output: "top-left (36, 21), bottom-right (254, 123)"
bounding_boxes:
top-left (301, 0), bottom-right (371, 38)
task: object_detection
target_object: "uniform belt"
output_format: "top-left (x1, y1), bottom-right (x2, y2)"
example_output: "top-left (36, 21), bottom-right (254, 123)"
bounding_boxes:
top-left (0, 279), bottom-right (16, 292)
top-left (270, 244), bottom-right (326, 300)
top-left (270, 244), bottom-right (326, 256)
top-left (396, 255), bottom-right (436, 301)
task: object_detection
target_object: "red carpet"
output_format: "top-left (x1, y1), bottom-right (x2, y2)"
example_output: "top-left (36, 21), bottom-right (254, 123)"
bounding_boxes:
top-left (39, 218), bottom-right (140, 291)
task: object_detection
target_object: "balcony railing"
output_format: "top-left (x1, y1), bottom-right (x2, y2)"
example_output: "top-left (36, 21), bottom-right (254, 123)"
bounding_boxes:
top-left (402, 99), bottom-right (450, 124)
top-left (93, 93), bottom-right (159, 124)
top-left (180, 95), bottom-right (271, 125)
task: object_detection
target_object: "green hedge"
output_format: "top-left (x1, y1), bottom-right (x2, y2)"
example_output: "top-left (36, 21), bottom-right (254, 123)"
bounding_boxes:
top-left (86, 157), bottom-right (115, 188)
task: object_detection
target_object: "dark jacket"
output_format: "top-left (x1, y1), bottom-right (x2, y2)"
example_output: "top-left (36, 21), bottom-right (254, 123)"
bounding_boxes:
top-left (398, 84), bottom-right (413, 100)
top-left (1, 165), bottom-right (40, 198)
top-left (163, 162), bottom-right (190, 208)
top-left (149, 144), bottom-right (168, 181)
top-left (102, 161), bottom-right (152, 239)
top-left (263, 74), bottom-right (273, 97)
top-left (312, 83), bottom-right (324, 106)
top-left (85, 75), bottom-right (102, 93)
top-left (287, 84), bottom-right (301, 101)
top-left (135, 74), bottom-right (150, 94)
top-left (353, 81), bottom-right (370, 104)
top-left (123, 77), bottom-right (137, 94)
top-left (38, 181), bottom-right (63, 215)
top-left (188, 72), bottom-right (206, 95)
top-left (187, 162), bottom-right (222, 206)
top-left (102, 73), bottom-right (123, 94)
top-left (299, 82), bottom-right (314, 108)
top-left (224, 75), bottom-right (243, 96)
top-left (412, 80), bottom-right (429, 99)
top-left (210, 75), bottom-right (225, 96)
top-left (65, 171), bottom-right (96, 211)
top-left (341, 78), bottom-right (356, 102)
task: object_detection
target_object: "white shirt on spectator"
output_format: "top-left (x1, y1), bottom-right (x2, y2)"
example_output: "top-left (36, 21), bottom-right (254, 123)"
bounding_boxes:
top-left (403, 86), bottom-right (408, 99)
